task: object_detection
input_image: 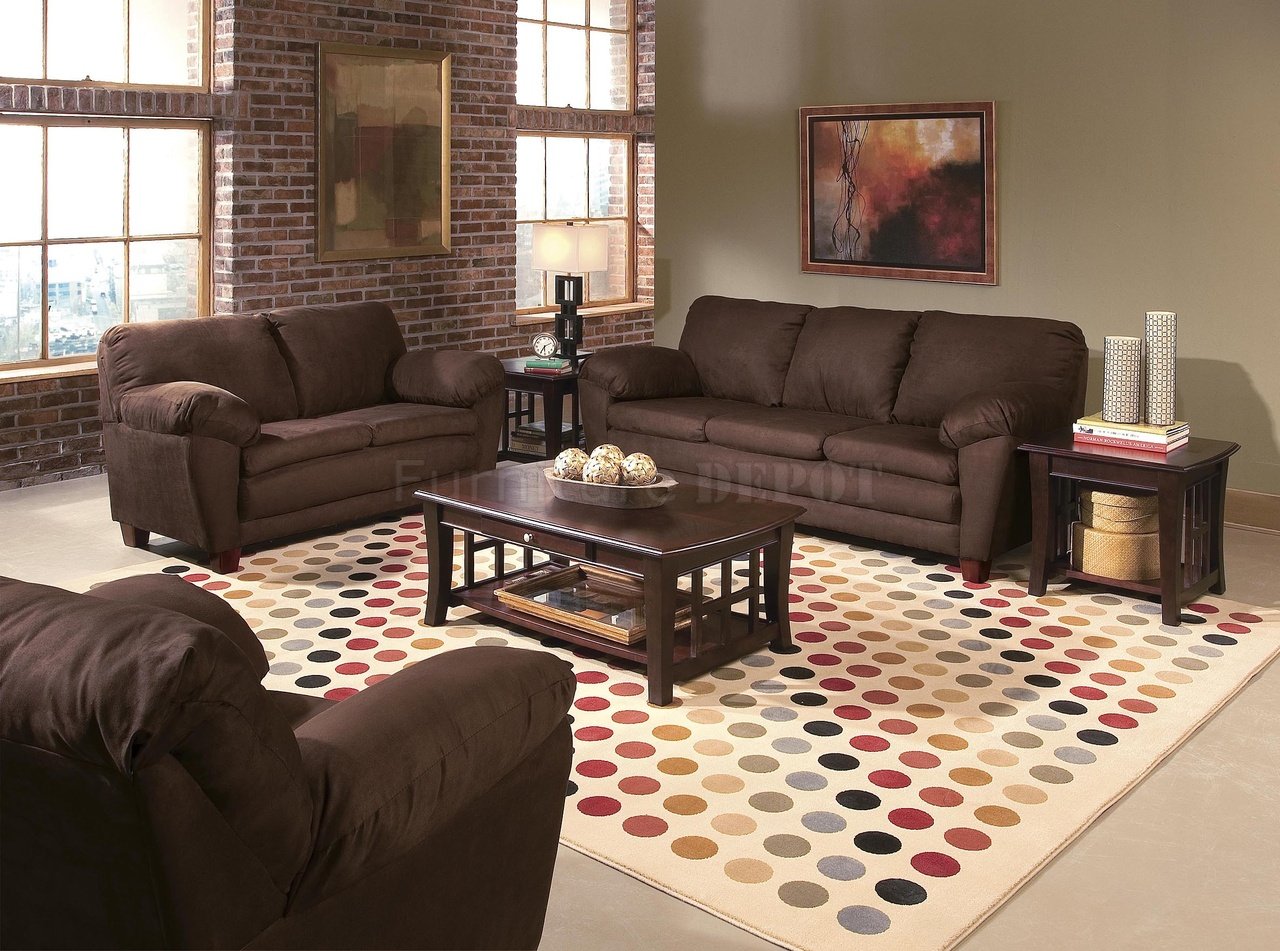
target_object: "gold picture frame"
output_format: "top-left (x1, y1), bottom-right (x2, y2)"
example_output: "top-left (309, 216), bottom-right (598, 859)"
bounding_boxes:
top-left (316, 43), bottom-right (451, 262)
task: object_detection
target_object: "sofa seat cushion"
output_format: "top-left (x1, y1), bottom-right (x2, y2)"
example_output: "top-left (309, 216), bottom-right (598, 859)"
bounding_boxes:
top-left (823, 424), bottom-right (959, 485)
top-left (327, 403), bottom-right (477, 447)
top-left (607, 397), bottom-right (753, 443)
top-left (243, 417), bottom-right (374, 477)
top-left (704, 408), bottom-right (874, 461)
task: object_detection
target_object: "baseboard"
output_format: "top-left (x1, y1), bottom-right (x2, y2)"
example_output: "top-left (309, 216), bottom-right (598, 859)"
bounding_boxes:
top-left (1225, 488), bottom-right (1280, 534)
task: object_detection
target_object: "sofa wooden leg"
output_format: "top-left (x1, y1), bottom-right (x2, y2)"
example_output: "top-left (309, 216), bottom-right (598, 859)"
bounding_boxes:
top-left (213, 548), bottom-right (242, 574)
top-left (120, 523), bottom-right (150, 549)
top-left (960, 558), bottom-right (991, 584)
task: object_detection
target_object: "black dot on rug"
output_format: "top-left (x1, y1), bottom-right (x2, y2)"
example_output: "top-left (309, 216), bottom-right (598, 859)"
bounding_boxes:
top-left (1078, 729), bottom-right (1119, 746)
top-left (349, 572), bottom-right (377, 581)
top-left (875, 878), bottom-right (928, 905)
top-left (1025, 674), bottom-right (1060, 688)
top-left (306, 650), bottom-right (340, 663)
top-left (1000, 650), bottom-right (1035, 663)
top-left (355, 557), bottom-right (381, 566)
top-left (1049, 700), bottom-right (1087, 716)
top-left (329, 608), bottom-right (359, 618)
top-left (818, 753), bottom-right (859, 771)
top-left (790, 692), bottom-right (827, 706)
top-left (565, 780), bottom-right (579, 797)
top-left (295, 674), bottom-right (330, 689)
top-left (339, 589), bottom-right (369, 599)
top-left (162, 565), bottom-right (189, 574)
top-left (319, 627), bottom-right (350, 639)
top-left (804, 720), bottom-right (843, 737)
top-left (980, 627), bottom-right (1012, 640)
top-left (854, 831), bottom-right (901, 854)
top-left (779, 666), bottom-right (816, 680)
top-left (836, 789), bottom-right (881, 811)
top-left (770, 643), bottom-right (803, 655)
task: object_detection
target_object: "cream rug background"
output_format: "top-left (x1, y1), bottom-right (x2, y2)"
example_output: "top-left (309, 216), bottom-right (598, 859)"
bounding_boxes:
top-left (76, 516), bottom-right (1279, 951)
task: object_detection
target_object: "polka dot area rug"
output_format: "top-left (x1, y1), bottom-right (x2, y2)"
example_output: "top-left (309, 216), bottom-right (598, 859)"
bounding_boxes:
top-left (77, 517), bottom-right (1278, 951)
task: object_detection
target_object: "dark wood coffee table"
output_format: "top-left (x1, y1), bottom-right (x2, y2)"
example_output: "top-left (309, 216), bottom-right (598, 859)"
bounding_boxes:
top-left (1020, 430), bottom-right (1239, 624)
top-left (415, 463), bottom-right (803, 704)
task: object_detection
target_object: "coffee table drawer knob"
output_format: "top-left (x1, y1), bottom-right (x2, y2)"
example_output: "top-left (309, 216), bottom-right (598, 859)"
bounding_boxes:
top-left (523, 531), bottom-right (535, 544)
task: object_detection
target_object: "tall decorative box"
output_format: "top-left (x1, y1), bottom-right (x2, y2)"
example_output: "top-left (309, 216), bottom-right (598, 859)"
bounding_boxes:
top-left (1102, 335), bottom-right (1143, 424)
top-left (1071, 489), bottom-right (1160, 580)
top-left (1144, 310), bottom-right (1177, 427)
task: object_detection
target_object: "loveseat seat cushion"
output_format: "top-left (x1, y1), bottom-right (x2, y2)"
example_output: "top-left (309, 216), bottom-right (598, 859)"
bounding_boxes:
top-left (678, 296), bottom-right (811, 406)
top-left (704, 408), bottom-right (873, 461)
top-left (892, 311), bottom-right (1087, 427)
top-left (98, 315), bottom-right (299, 423)
top-left (242, 417), bottom-right (374, 477)
top-left (328, 403), bottom-right (477, 446)
top-left (781, 306), bottom-right (920, 421)
top-left (823, 424), bottom-right (959, 485)
top-left (265, 302), bottom-right (408, 417)
top-left (607, 397), bottom-right (753, 443)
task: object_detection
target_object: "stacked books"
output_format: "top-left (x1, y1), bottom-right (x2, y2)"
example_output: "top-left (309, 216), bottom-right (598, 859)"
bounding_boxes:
top-left (1073, 413), bottom-right (1189, 453)
top-left (524, 357), bottom-right (573, 376)
top-left (509, 420), bottom-right (580, 456)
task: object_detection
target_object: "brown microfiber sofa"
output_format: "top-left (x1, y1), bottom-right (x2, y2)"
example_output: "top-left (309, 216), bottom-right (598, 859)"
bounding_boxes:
top-left (98, 302), bottom-right (504, 572)
top-left (0, 573), bottom-right (575, 951)
top-left (580, 296), bottom-right (1088, 581)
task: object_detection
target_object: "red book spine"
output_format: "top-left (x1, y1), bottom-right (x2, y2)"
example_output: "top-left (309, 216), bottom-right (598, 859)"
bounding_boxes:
top-left (524, 366), bottom-right (573, 376)
top-left (1073, 433), bottom-right (1185, 453)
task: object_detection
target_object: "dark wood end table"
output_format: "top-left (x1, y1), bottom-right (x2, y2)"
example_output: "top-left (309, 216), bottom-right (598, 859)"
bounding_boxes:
top-left (415, 464), bottom-right (803, 705)
top-left (498, 354), bottom-right (592, 462)
top-left (1020, 430), bottom-right (1239, 625)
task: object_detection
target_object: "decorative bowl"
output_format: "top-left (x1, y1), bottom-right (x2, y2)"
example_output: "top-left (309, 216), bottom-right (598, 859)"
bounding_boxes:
top-left (543, 467), bottom-right (678, 509)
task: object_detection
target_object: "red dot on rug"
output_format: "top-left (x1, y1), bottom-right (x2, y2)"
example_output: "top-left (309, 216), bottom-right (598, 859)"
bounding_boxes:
top-left (880, 719), bottom-right (918, 736)
top-left (1091, 673), bottom-right (1126, 686)
top-left (945, 827), bottom-right (992, 851)
top-left (1021, 638), bottom-right (1053, 651)
top-left (383, 627), bottom-right (413, 639)
top-left (835, 704), bottom-right (872, 721)
top-left (1218, 622), bottom-right (1250, 634)
top-left (324, 687), bottom-right (358, 701)
top-left (809, 653), bottom-right (841, 666)
top-left (888, 808), bottom-right (934, 830)
top-left (363, 597), bottom-right (394, 608)
top-left (1046, 661), bottom-right (1081, 674)
top-left (364, 674), bottom-right (389, 686)
top-left (335, 662), bottom-right (368, 675)
top-left (819, 620), bottom-right (850, 632)
top-left (578, 796), bottom-right (621, 817)
top-left (575, 726), bottom-right (613, 742)
top-left (1120, 698), bottom-right (1158, 714)
top-left (834, 641), bottom-right (867, 654)
top-left (576, 760), bottom-right (618, 778)
top-left (616, 741), bottom-right (656, 759)
top-left (820, 677), bottom-right (856, 692)
top-left (920, 786), bottom-right (964, 808)
top-left (577, 671), bottom-right (608, 684)
top-left (1099, 713), bottom-right (1138, 729)
top-left (618, 776), bottom-right (661, 795)
top-left (789, 611), bottom-right (814, 623)
top-left (869, 769), bottom-right (911, 789)
top-left (612, 710), bottom-right (649, 724)
top-left (610, 682), bottom-right (645, 696)
top-left (355, 617), bottom-right (386, 628)
top-left (1065, 648), bottom-right (1099, 661)
top-left (1040, 625), bottom-right (1072, 638)
top-left (373, 650), bottom-right (406, 662)
top-left (899, 751), bottom-right (941, 770)
top-left (851, 735), bottom-right (890, 752)
top-left (863, 690), bottom-right (899, 705)
top-left (1071, 686), bottom-right (1107, 700)
top-left (981, 598), bottom-right (1010, 608)
top-left (796, 632), bottom-right (827, 643)
top-left (1018, 606), bottom-right (1049, 617)
top-left (623, 815), bottom-right (669, 837)
top-left (911, 851), bottom-right (961, 877)
top-left (1001, 616), bottom-right (1031, 628)
top-left (576, 696), bottom-right (610, 711)
top-left (847, 664), bottom-right (881, 678)
top-left (1229, 612), bottom-right (1261, 624)
top-left (346, 638), bottom-right (379, 650)
top-left (372, 579), bottom-right (400, 589)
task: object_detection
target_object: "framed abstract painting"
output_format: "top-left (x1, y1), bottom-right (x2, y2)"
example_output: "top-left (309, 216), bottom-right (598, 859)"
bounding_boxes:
top-left (316, 43), bottom-right (451, 262)
top-left (799, 101), bottom-right (997, 284)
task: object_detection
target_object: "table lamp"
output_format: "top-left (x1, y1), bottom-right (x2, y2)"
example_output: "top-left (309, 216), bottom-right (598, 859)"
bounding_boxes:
top-left (531, 221), bottom-right (608, 368)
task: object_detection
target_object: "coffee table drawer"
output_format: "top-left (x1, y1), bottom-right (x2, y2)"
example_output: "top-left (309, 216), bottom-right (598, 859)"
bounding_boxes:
top-left (479, 516), bottom-right (589, 560)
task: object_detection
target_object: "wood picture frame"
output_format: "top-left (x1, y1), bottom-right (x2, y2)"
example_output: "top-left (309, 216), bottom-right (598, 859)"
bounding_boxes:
top-left (799, 101), bottom-right (997, 284)
top-left (316, 43), bottom-right (451, 262)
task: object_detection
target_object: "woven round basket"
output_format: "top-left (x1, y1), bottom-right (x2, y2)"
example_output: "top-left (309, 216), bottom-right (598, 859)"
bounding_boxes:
top-left (1081, 489), bottom-right (1159, 535)
top-left (1071, 522), bottom-right (1160, 581)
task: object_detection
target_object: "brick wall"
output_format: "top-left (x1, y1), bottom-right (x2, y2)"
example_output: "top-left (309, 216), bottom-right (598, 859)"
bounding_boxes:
top-left (0, 0), bottom-right (655, 490)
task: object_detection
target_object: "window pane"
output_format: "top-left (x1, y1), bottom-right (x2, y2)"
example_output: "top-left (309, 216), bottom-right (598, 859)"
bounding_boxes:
top-left (129, 0), bottom-right (201, 86)
top-left (545, 137), bottom-right (587, 219)
top-left (589, 30), bottom-right (629, 110)
top-left (0, 246), bottom-right (43, 365)
top-left (0, 0), bottom-right (44, 79)
top-left (47, 243), bottom-right (123, 358)
top-left (586, 219), bottom-right (629, 303)
top-left (516, 22), bottom-right (545, 107)
top-left (47, 0), bottom-right (126, 84)
top-left (546, 26), bottom-right (587, 109)
top-left (546, 0), bottom-right (586, 25)
top-left (0, 125), bottom-right (43, 243)
top-left (130, 127), bottom-right (201, 235)
top-left (590, 0), bottom-right (629, 30)
top-left (129, 239), bottom-right (199, 322)
top-left (516, 136), bottom-right (546, 221)
top-left (517, 0), bottom-right (544, 17)
top-left (588, 137), bottom-right (628, 219)
top-left (515, 223), bottom-right (544, 309)
top-left (48, 127), bottom-right (125, 239)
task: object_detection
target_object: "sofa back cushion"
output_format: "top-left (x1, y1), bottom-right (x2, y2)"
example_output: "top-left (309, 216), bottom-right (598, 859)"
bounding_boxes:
top-left (265, 302), bottom-right (408, 417)
top-left (782, 306), bottom-right (921, 421)
top-left (98, 316), bottom-right (298, 423)
top-left (678, 296), bottom-right (811, 406)
top-left (892, 310), bottom-right (1088, 426)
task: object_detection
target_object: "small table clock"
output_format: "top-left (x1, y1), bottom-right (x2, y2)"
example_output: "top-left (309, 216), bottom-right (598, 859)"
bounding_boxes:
top-left (531, 332), bottom-right (560, 358)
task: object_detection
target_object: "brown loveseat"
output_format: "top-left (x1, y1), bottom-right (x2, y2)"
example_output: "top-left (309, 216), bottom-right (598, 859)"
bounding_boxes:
top-left (98, 302), bottom-right (504, 572)
top-left (580, 296), bottom-right (1087, 581)
top-left (0, 573), bottom-right (575, 950)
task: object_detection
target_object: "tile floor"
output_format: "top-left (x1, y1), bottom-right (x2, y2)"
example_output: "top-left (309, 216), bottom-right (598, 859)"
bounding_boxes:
top-left (1, 475), bottom-right (1277, 950)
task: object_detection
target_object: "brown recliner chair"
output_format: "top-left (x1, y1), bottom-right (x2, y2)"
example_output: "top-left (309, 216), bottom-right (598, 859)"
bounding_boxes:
top-left (97, 301), bottom-right (505, 572)
top-left (0, 574), bottom-right (575, 950)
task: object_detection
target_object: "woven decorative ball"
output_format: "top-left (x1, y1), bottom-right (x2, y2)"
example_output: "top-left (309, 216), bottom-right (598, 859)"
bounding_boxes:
top-left (620, 452), bottom-right (657, 486)
top-left (589, 444), bottom-right (625, 467)
top-left (551, 448), bottom-right (589, 481)
top-left (582, 456), bottom-right (621, 485)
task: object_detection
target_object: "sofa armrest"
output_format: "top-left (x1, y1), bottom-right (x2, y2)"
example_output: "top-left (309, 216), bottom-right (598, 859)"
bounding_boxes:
top-left (391, 349), bottom-right (505, 408)
top-left (940, 382), bottom-right (1071, 450)
top-left (580, 345), bottom-right (701, 400)
top-left (117, 381), bottom-right (260, 447)
top-left (289, 646), bottom-right (575, 909)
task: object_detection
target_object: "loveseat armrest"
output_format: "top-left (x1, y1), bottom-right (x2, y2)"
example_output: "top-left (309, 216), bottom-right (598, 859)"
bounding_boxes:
top-left (580, 345), bottom-right (701, 400)
top-left (288, 646), bottom-right (575, 909)
top-left (940, 382), bottom-right (1072, 450)
top-left (391, 349), bottom-right (505, 408)
top-left (117, 381), bottom-right (260, 447)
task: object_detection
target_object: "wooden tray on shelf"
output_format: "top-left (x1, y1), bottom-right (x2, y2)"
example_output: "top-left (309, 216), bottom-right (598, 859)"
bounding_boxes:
top-left (495, 563), bottom-right (692, 645)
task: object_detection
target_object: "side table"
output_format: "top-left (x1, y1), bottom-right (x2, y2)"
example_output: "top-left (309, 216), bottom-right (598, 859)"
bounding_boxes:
top-left (1020, 430), bottom-right (1239, 625)
top-left (498, 353), bottom-right (591, 462)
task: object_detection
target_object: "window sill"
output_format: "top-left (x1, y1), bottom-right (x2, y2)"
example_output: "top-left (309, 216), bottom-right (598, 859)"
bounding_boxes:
top-left (512, 301), bottom-right (653, 327)
top-left (0, 360), bottom-right (98, 384)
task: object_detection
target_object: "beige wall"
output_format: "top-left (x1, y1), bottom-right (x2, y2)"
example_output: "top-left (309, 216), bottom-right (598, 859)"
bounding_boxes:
top-left (654, 0), bottom-right (1280, 493)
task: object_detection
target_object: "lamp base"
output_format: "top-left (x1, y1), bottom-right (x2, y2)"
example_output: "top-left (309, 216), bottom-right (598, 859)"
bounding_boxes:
top-left (553, 274), bottom-right (584, 368)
